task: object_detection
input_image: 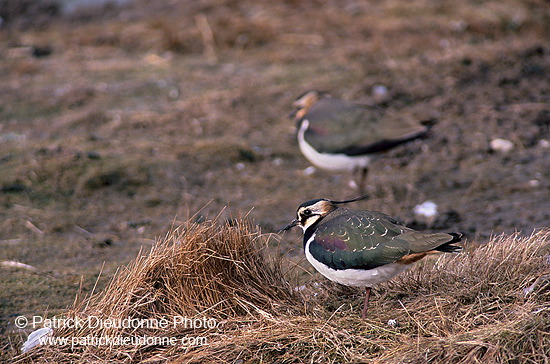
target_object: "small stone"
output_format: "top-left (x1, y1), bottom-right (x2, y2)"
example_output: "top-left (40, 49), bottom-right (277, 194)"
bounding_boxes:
top-left (348, 179), bottom-right (359, 189)
top-left (527, 180), bottom-right (540, 188)
top-left (168, 88), bottom-right (179, 99)
top-left (490, 138), bottom-right (514, 153)
top-left (413, 201), bottom-right (438, 219)
top-left (303, 166), bottom-right (316, 176)
top-left (387, 319), bottom-right (399, 327)
top-left (372, 85), bottom-right (388, 98)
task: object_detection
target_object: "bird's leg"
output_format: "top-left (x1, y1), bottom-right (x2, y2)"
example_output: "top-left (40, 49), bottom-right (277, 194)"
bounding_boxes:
top-left (358, 167), bottom-right (368, 195)
top-left (361, 287), bottom-right (372, 319)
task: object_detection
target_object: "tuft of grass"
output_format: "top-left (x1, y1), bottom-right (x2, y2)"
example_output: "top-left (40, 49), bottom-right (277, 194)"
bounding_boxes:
top-left (377, 229), bottom-right (550, 363)
top-left (12, 221), bottom-right (550, 363)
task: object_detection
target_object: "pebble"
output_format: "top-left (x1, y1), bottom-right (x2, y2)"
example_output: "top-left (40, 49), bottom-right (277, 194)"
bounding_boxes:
top-left (387, 319), bottom-right (399, 327)
top-left (372, 85), bottom-right (388, 98)
top-left (413, 201), bottom-right (438, 219)
top-left (490, 138), bottom-right (514, 153)
top-left (527, 180), bottom-right (540, 188)
top-left (303, 166), bottom-right (316, 176)
top-left (348, 179), bottom-right (359, 189)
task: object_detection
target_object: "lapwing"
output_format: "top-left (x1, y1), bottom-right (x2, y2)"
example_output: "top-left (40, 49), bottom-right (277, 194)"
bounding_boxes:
top-left (291, 91), bottom-right (434, 193)
top-left (282, 196), bottom-right (462, 319)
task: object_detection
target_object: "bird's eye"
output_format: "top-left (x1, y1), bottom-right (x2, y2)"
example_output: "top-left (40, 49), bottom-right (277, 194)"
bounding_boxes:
top-left (303, 209), bottom-right (312, 216)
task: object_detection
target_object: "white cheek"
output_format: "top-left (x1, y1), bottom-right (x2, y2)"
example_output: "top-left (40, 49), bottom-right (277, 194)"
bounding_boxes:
top-left (300, 216), bottom-right (321, 231)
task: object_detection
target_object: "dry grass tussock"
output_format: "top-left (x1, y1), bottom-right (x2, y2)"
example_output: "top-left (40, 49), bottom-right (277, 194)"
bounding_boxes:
top-left (15, 222), bottom-right (550, 363)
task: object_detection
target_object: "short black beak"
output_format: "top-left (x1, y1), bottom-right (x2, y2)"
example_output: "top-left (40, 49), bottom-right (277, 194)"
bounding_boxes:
top-left (279, 219), bottom-right (298, 233)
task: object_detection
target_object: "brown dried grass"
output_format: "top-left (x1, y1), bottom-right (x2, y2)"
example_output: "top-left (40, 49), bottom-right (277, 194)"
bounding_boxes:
top-left (377, 229), bottom-right (550, 363)
top-left (15, 222), bottom-right (550, 363)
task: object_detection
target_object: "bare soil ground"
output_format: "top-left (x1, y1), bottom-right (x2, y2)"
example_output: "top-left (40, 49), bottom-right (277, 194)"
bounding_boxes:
top-left (0, 0), bottom-right (548, 361)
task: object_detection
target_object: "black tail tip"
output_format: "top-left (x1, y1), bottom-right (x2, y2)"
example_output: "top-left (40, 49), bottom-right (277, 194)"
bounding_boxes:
top-left (449, 232), bottom-right (463, 243)
top-left (437, 232), bottom-right (464, 253)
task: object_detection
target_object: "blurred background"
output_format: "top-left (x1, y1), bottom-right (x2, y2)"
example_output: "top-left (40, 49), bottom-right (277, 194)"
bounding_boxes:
top-left (0, 0), bottom-right (548, 358)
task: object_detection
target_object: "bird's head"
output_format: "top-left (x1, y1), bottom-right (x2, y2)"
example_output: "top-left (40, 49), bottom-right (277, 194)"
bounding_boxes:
top-left (281, 195), bottom-right (368, 232)
top-left (289, 90), bottom-right (328, 120)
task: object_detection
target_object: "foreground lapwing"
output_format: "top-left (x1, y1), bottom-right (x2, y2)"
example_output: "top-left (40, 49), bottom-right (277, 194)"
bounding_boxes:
top-left (282, 196), bottom-right (462, 319)
top-left (291, 91), bottom-right (434, 193)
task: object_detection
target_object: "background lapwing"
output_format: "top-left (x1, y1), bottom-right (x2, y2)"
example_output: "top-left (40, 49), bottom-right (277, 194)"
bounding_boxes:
top-left (291, 91), bottom-right (434, 193)
top-left (282, 196), bottom-right (462, 319)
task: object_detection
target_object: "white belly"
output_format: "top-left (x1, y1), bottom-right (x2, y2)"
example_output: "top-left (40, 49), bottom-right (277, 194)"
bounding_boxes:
top-left (298, 119), bottom-right (371, 171)
top-left (304, 236), bottom-right (409, 287)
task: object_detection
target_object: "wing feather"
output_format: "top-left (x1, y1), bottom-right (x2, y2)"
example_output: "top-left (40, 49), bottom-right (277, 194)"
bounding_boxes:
top-left (302, 98), bottom-right (428, 154)
top-left (308, 209), bottom-right (460, 270)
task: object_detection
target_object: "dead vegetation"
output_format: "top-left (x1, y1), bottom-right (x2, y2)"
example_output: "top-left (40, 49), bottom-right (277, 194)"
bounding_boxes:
top-left (1, 0), bottom-right (549, 362)
top-left (13, 220), bottom-right (550, 363)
